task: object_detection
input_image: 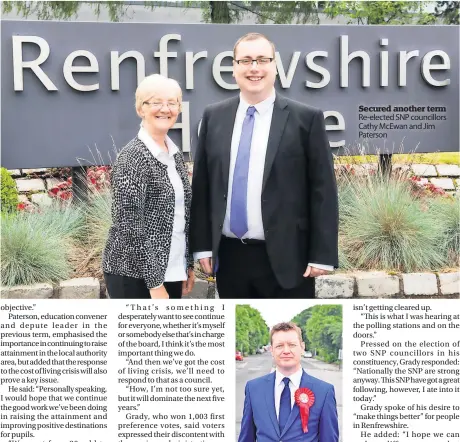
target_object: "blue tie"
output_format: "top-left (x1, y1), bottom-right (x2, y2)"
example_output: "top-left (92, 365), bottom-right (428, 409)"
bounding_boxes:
top-left (279, 377), bottom-right (291, 433)
top-left (230, 106), bottom-right (256, 238)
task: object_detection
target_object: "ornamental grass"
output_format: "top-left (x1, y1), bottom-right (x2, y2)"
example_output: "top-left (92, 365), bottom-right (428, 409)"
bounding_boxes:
top-left (2, 149), bottom-right (459, 287)
top-left (337, 172), bottom-right (450, 272)
top-left (75, 190), bottom-right (112, 277)
top-left (428, 196), bottom-right (460, 266)
top-left (1, 205), bottom-right (83, 286)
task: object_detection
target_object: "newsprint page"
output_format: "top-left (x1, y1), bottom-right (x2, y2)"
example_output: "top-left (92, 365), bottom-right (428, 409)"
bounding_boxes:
top-left (0, 298), bottom-right (459, 442)
top-left (1, 8), bottom-right (460, 442)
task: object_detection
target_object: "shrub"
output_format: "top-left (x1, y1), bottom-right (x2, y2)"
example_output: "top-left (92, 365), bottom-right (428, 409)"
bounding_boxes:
top-left (1, 213), bottom-right (70, 286)
top-left (1, 168), bottom-right (19, 213)
top-left (29, 205), bottom-right (85, 241)
top-left (48, 177), bottom-right (73, 201)
top-left (0, 205), bottom-right (83, 286)
top-left (47, 166), bottom-right (112, 203)
top-left (338, 175), bottom-right (448, 272)
top-left (429, 196), bottom-right (460, 264)
top-left (83, 189), bottom-right (112, 257)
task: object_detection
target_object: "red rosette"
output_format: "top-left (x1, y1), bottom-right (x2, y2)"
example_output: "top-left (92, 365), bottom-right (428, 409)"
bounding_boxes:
top-left (294, 388), bottom-right (315, 433)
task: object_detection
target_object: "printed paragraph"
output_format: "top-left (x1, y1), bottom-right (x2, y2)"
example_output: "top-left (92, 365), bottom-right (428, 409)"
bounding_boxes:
top-left (350, 301), bottom-right (460, 442)
top-left (0, 302), bottom-right (109, 442)
top-left (0, 300), bottom-right (233, 442)
top-left (116, 303), bottom-right (227, 441)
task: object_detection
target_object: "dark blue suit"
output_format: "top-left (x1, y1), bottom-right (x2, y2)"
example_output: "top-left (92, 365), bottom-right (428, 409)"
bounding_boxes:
top-left (238, 370), bottom-right (339, 442)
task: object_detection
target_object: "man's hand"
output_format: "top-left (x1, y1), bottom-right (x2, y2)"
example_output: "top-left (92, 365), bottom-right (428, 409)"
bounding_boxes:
top-left (303, 266), bottom-right (331, 278)
top-left (182, 269), bottom-right (195, 296)
top-left (199, 258), bottom-right (213, 274)
top-left (149, 285), bottom-right (169, 299)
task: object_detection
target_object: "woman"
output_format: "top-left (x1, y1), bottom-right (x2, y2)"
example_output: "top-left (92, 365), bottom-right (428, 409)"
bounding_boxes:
top-left (103, 74), bottom-right (194, 299)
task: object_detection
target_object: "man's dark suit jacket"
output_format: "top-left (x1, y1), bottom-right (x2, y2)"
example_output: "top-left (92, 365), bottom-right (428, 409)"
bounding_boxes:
top-left (238, 370), bottom-right (339, 442)
top-left (190, 93), bottom-right (338, 289)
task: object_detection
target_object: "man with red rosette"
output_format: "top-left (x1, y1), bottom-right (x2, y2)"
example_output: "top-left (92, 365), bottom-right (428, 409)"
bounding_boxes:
top-left (239, 322), bottom-right (339, 442)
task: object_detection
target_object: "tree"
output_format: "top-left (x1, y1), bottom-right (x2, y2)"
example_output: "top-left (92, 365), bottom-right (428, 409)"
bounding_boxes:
top-left (235, 305), bottom-right (269, 355)
top-left (5, 1), bottom-right (446, 25)
top-left (1, 1), bottom-right (321, 24)
top-left (248, 1), bottom-right (321, 24)
top-left (324, 1), bottom-right (437, 24)
top-left (1, 1), bottom-right (136, 21)
top-left (305, 305), bottom-right (342, 363)
top-left (291, 308), bottom-right (313, 348)
top-left (434, 1), bottom-right (459, 23)
top-left (200, 1), bottom-right (243, 23)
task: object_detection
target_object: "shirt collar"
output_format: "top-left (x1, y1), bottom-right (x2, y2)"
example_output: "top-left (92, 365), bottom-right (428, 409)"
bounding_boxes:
top-left (239, 90), bottom-right (276, 116)
top-left (138, 124), bottom-right (178, 159)
top-left (275, 367), bottom-right (303, 388)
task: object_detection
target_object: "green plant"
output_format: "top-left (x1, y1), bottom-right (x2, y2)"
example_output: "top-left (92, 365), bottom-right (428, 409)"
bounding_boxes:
top-left (429, 196), bottom-right (460, 264)
top-left (337, 237), bottom-right (353, 271)
top-left (338, 175), bottom-right (448, 272)
top-left (30, 205), bottom-right (85, 241)
top-left (82, 190), bottom-right (112, 257)
top-left (1, 213), bottom-right (71, 286)
top-left (0, 204), bottom-right (84, 286)
top-left (1, 167), bottom-right (19, 213)
top-left (305, 305), bottom-right (342, 364)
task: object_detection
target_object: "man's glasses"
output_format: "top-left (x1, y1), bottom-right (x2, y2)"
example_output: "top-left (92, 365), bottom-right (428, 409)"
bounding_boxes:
top-left (143, 101), bottom-right (180, 110)
top-left (234, 57), bottom-right (274, 66)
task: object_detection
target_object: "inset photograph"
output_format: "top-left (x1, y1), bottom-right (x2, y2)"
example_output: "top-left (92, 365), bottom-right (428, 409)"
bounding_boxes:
top-left (236, 303), bottom-right (342, 441)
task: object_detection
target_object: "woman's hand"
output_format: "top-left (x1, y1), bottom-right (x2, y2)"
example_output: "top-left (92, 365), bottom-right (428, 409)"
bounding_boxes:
top-left (149, 285), bottom-right (169, 299)
top-left (182, 269), bottom-right (195, 296)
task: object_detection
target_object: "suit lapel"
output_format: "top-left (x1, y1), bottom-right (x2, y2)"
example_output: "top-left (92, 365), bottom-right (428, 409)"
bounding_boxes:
top-left (280, 370), bottom-right (313, 438)
top-left (264, 372), bottom-right (281, 439)
top-left (262, 94), bottom-right (289, 192)
top-left (220, 97), bottom-right (240, 196)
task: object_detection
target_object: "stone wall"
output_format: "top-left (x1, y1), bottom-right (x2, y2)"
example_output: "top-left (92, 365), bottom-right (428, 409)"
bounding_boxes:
top-left (8, 163), bottom-right (460, 209)
top-left (1, 272), bottom-right (458, 299)
top-left (316, 271), bottom-right (459, 298)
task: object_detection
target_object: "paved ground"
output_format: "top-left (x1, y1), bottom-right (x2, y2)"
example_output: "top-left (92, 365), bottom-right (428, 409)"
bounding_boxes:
top-left (235, 352), bottom-right (343, 441)
top-left (186, 279), bottom-right (216, 299)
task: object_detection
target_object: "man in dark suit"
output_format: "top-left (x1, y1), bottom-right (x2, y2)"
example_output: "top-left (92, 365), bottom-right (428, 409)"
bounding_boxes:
top-left (238, 322), bottom-right (339, 442)
top-left (190, 33), bottom-right (338, 298)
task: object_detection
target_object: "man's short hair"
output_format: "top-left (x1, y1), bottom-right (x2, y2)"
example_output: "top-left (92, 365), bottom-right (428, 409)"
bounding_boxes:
top-left (270, 322), bottom-right (302, 345)
top-left (233, 32), bottom-right (276, 59)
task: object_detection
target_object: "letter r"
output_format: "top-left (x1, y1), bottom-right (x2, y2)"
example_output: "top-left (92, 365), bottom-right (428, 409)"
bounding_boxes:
top-left (12, 35), bottom-right (58, 91)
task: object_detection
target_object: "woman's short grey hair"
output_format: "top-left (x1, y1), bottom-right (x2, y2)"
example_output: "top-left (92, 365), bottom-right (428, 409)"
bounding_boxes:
top-left (135, 74), bottom-right (182, 116)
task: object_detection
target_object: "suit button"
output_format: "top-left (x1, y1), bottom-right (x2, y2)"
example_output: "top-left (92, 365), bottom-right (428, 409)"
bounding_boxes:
top-left (223, 194), bottom-right (227, 200)
top-left (219, 224), bottom-right (223, 228)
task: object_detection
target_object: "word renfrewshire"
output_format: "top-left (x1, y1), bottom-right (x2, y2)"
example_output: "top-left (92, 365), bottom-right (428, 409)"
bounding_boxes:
top-left (13, 34), bottom-right (450, 92)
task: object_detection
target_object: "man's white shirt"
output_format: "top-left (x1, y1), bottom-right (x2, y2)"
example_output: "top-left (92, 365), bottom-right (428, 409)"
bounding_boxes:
top-left (274, 367), bottom-right (303, 418)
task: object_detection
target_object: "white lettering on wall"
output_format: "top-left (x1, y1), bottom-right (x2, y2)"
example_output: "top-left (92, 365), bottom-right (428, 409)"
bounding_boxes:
top-left (305, 51), bottom-right (330, 89)
top-left (380, 38), bottom-right (389, 87)
top-left (275, 51), bottom-right (301, 88)
top-left (12, 35), bottom-right (58, 91)
top-left (340, 35), bottom-right (370, 87)
top-left (153, 34), bottom-right (181, 77)
top-left (324, 111), bottom-right (345, 148)
top-left (398, 50), bottom-right (419, 86)
top-left (10, 33), bottom-right (454, 93)
top-left (63, 50), bottom-right (99, 91)
top-left (422, 50), bottom-right (450, 86)
top-left (185, 51), bottom-right (208, 90)
top-left (111, 51), bottom-right (146, 90)
top-left (212, 51), bottom-right (238, 90)
top-left (172, 101), bottom-right (190, 153)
